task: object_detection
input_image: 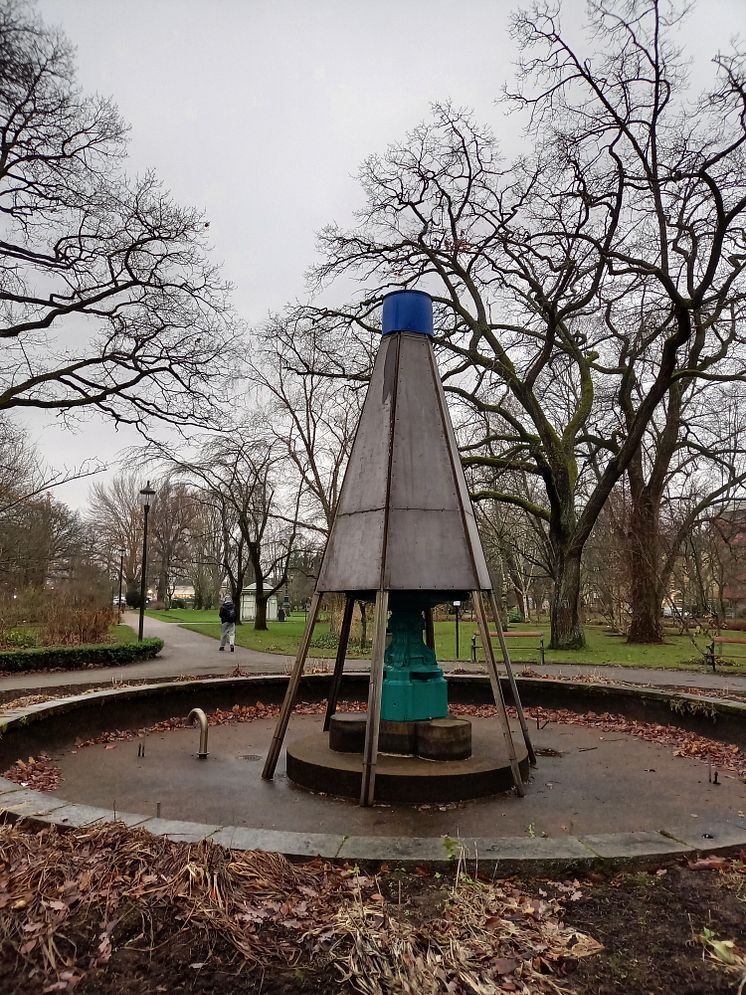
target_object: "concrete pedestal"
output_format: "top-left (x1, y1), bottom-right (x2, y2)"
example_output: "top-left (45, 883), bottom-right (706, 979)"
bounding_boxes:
top-left (329, 712), bottom-right (472, 761)
top-left (287, 731), bottom-right (528, 803)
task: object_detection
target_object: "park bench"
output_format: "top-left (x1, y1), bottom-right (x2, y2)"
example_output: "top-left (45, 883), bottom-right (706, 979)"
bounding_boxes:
top-left (706, 635), bottom-right (746, 671)
top-left (473, 630), bottom-right (545, 666)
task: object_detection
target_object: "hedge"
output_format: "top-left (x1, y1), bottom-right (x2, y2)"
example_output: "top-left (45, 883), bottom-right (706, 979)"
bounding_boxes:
top-left (0, 638), bottom-right (164, 674)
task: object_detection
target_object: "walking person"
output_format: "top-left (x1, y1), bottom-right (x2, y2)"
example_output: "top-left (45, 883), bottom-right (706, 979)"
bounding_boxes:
top-left (219, 596), bottom-right (237, 652)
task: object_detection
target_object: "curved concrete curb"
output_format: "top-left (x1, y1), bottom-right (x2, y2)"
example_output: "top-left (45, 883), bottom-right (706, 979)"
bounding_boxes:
top-left (1, 675), bottom-right (745, 869)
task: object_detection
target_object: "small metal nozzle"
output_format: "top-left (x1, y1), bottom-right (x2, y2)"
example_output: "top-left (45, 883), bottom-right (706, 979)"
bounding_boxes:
top-left (187, 707), bottom-right (209, 759)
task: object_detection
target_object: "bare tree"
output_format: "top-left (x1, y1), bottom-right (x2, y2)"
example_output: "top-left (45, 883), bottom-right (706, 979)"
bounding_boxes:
top-left (250, 315), bottom-right (362, 537)
top-left (0, 491), bottom-right (87, 595)
top-left (187, 502), bottom-right (225, 610)
top-left (0, 420), bottom-right (101, 518)
top-left (476, 488), bottom-right (551, 622)
top-left (696, 507), bottom-right (746, 620)
top-left (178, 432), bottom-right (302, 630)
top-left (583, 492), bottom-right (631, 631)
top-left (87, 469), bottom-right (146, 597)
top-left (623, 378), bottom-right (746, 641)
top-left (149, 480), bottom-right (199, 607)
top-left (0, 0), bottom-right (239, 435)
top-left (300, 1), bottom-right (746, 649)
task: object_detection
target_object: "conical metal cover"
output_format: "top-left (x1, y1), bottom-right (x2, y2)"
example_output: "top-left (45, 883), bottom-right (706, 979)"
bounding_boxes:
top-left (316, 332), bottom-right (491, 594)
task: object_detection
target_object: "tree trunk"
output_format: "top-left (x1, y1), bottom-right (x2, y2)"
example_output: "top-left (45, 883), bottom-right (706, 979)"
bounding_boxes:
top-left (357, 600), bottom-right (368, 647)
top-left (626, 496), bottom-right (664, 644)
top-left (326, 593), bottom-right (347, 635)
top-left (505, 549), bottom-right (529, 620)
top-left (254, 596), bottom-right (268, 630)
top-left (550, 549), bottom-right (585, 649)
top-left (230, 580), bottom-right (242, 624)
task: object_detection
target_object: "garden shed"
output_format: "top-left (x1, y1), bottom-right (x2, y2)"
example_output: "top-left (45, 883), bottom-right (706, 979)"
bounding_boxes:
top-left (240, 585), bottom-right (278, 622)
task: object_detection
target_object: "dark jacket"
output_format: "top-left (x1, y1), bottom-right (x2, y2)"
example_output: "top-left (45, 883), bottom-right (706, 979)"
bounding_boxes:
top-left (219, 600), bottom-right (236, 623)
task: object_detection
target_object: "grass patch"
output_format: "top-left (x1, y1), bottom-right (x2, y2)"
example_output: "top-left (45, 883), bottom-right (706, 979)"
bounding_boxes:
top-left (175, 616), bottom-right (718, 670)
top-left (111, 623), bottom-right (137, 645)
top-left (180, 617), bottom-right (339, 658)
top-left (145, 608), bottom-right (218, 624)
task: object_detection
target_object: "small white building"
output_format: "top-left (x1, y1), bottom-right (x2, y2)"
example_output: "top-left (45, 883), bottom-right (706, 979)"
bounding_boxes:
top-left (240, 584), bottom-right (279, 622)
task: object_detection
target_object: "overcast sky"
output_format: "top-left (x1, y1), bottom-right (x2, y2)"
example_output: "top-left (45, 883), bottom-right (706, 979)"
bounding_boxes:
top-left (24, 0), bottom-right (744, 509)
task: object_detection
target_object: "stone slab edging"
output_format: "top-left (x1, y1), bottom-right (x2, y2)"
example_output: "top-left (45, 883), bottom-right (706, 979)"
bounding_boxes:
top-left (0, 675), bottom-right (745, 869)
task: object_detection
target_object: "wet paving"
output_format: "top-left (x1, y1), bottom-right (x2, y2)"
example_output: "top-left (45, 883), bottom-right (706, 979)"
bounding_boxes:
top-left (53, 715), bottom-right (746, 840)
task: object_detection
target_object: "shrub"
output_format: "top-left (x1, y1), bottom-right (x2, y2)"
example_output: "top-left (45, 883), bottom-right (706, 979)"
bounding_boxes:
top-left (126, 590), bottom-right (143, 609)
top-left (0, 638), bottom-right (164, 673)
top-left (721, 618), bottom-right (746, 632)
top-left (0, 588), bottom-right (46, 633)
top-left (310, 632), bottom-right (340, 649)
top-left (507, 607), bottom-right (525, 624)
top-left (0, 626), bottom-right (40, 650)
top-left (41, 606), bottom-right (114, 646)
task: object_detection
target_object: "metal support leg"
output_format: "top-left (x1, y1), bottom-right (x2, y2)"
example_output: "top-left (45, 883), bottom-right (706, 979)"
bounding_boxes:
top-left (262, 592), bottom-right (322, 780)
top-left (360, 590), bottom-right (389, 807)
top-left (323, 595), bottom-right (354, 731)
top-left (487, 592), bottom-right (537, 767)
top-left (472, 591), bottom-right (524, 796)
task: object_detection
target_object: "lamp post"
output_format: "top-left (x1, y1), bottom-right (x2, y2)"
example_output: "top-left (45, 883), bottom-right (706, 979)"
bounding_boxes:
top-left (117, 547), bottom-right (125, 622)
top-left (138, 482), bottom-right (156, 640)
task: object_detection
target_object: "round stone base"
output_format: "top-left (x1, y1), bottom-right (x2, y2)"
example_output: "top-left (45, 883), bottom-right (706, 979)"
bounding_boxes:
top-left (287, 732), bottom-right (529, 803)
top-left (416, 718), bottom-right (472, 761)
top-left (329, 713), bottom-right (472, 760)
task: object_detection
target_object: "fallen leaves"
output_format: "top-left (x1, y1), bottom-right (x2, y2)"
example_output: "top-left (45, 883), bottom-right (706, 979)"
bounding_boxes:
top-left (688, 856), bottom-right (728, 870)
top-left (699, 926), bottom-right (746, 989)
top-left (0, 822), bottom-right (603, 994)
top-left (58, 697), bottom-right (746, 786)
top-left (0, 694), bottom-right (56, 713)
top-left (449, 703), bottom-right (746, 781)
top-left (3, 754), bottom-right (62, 792)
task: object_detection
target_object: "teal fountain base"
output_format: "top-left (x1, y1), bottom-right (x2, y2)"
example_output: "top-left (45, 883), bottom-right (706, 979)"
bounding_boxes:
top-left (380, 605), bottom-right (448, 723)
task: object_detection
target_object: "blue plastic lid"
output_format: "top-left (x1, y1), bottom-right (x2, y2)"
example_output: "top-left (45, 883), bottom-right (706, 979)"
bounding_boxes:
top-left (381, 290), bottom-right (433, 336)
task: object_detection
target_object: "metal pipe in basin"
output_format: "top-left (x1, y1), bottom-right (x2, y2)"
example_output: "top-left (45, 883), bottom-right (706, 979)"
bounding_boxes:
top-left (187, 708), bottom-right (209, 759)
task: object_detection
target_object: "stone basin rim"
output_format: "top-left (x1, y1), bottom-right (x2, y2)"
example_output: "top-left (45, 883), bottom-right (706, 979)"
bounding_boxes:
top-left (0, 672), bottom-right (745, 869)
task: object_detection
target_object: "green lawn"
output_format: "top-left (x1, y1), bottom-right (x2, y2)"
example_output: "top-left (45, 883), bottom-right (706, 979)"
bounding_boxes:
top-left (111, 623), bottom-right (137, 644)
top-left (180, 615), bottom-right (338, 658)
top-left (145, 608), bottom-right (218, 624)
top-left (174, 614), bottom-right (719, 670)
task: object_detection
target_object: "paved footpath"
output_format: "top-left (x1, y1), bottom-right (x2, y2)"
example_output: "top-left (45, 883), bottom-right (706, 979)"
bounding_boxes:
top-left (2, 611), bottom-right (746, 694)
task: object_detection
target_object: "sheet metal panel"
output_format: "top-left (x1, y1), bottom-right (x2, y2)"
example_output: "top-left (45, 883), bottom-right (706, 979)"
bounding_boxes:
top-left (334, 338), bottom-right (394, 517)
top-left (432, 361), bottom-right (492, 589)
top-left (315, 327), bottom-right (491, 595)
top-left (388, 334), bottom-right (460, 512)
top-left (383, 509), bottom-right (478, 591)
top-left (317, 509), bottom-right (386, 592)
top-left (315, 337), bottom-right (396, 593)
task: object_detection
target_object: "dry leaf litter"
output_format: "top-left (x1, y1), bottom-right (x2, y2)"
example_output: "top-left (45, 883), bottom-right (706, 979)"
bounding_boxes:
top-left (0, 821), bottom-right (602, 993)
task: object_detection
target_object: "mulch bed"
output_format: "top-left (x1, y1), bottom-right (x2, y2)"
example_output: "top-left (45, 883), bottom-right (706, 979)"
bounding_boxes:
top-left (2, 682), bottom-right (746, 992)
top-left (0, 821), bottom-right (744, 994)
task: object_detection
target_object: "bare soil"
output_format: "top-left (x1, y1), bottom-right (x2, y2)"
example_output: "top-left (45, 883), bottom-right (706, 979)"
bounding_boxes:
top-left (77, 864), bottom-right (746, 995)
top-left (1, 820), bottom-right (744, 994)
top-left (2, 682), bottom-right (746, 992)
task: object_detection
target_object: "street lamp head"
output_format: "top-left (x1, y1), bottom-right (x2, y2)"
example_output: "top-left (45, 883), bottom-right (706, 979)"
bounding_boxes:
top-left (119, 547), bottom-right (125, 557)
top-left (139, 481), bottom-right (156, 510)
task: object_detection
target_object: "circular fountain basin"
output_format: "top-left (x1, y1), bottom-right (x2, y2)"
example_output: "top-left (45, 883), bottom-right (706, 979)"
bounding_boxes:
top-left (1, 673), bottom-right (745, 869)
